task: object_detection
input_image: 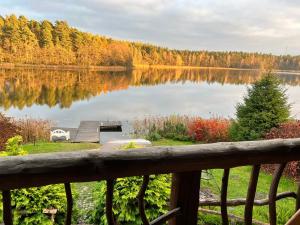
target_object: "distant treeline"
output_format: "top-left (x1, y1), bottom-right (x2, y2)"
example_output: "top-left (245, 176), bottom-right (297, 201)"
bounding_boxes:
top-left (0, 14), bottom-right (300, 69)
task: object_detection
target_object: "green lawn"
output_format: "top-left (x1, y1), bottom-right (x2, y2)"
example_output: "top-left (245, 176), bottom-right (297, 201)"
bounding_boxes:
top-left (23, 142), bottom-right (100, 154)
top-left (152, 138), bottom-right (194, 146)
top-left (200, 167), bottom-right (296, 225)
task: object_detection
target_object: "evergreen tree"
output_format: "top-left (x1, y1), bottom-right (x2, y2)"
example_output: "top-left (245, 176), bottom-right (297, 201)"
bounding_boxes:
top-left (28, 19), bottom-right (41, 40)
top-left (53, 21), bottom-right (72, 49)
top-left (230, 74), bottom-right (290, 140)
top-left (0, 16), bottom-right (4, 36)
top-left (18, 16), bottom-right (38, 47)
top-left (1, 15), bottom-right (20, 52)
top-left (40, 20), bottom-right (54, 47)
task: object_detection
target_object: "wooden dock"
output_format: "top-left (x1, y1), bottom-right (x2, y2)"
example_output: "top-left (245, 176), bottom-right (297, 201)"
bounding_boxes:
top-left (52, 121), bottom-right (122, 143)
top-left (74, 121), bottom-right (100, 143)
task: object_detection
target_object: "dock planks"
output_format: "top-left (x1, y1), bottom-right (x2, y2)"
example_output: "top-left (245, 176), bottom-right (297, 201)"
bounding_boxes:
top-left (74, 121), bottom-right (100, 143)
top-left (52, 121), bottom-right (122, 143)
top-left (73, 121), bottom-right (122, 143)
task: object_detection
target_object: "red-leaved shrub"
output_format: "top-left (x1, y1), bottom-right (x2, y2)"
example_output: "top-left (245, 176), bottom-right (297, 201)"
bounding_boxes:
top-left (263, 121), bottom-right (300, 179)
top-left (265, 120), bottom-right (300, 139)
top-left (0, 113), bottom-right (20, 151)
top-left (262, 161), bottom-right (299, 180)
top-left (188, 118), bottom-right (230, 143)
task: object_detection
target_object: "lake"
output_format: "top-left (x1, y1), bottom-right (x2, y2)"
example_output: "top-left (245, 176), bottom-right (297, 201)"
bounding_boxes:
top-left (0, 68), bottom-right (300, 127)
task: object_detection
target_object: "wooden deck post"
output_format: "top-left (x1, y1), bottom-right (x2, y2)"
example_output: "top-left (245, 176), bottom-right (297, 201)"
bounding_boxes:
top-left (2, 190), bottom-right (13, 225)
top-left (168, 171), bottom-right (201, 225)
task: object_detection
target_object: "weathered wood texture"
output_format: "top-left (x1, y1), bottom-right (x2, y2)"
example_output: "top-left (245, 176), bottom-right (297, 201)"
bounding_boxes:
top-left (269, 163), bottom-right (286, 225)
top-left (221, 169), bottom-right (230, 225)
top-left (2, 190), bottom-right (13, 225)
top-left (169, 171), bottom-right (201, 225)
top-left (138, 175), bottom-right (150, 225)
top-left (199, 191), bottom-right (297, 206)
top-left (245, 165), bottom-right (261, 225)
top-left (199, 208), bottom-right (269, 225)
top-left (74, 121), bottom-right (100, 142)
top-left (64, 183), bottom-right (73, 225)
top-left (1, 138), bottom-right (300, 190)
top-left (2, 138), bottom-right (300, 225)
top-left (286, 209), bottom-right (300, 225)
top-left (106, 179), bottom-right (116, 225)
top-left (151, 208), bottom-right (181, 225)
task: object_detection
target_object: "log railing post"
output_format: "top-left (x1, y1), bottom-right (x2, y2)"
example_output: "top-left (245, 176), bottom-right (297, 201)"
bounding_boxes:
top-left (168, 171), bottom-right (201, 225)
top-left (2, 190), bottom-right (13, 225)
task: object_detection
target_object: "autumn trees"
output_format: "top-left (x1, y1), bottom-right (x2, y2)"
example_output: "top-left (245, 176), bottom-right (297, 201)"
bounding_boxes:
top-left (0, 14), bottom-right (300, 69)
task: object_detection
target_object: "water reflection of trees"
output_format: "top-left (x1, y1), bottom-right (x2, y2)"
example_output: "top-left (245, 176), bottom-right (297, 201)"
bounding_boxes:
top-left (0, 68), bottom-right (299, 109)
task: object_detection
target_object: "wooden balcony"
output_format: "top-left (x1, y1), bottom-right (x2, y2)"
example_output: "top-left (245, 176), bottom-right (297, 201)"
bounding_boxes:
top-left (1, 138), bottom-right (300, 225)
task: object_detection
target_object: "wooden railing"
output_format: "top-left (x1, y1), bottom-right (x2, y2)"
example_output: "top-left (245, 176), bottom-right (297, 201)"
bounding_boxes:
top-left (1, 138), bottom-right (300, 225)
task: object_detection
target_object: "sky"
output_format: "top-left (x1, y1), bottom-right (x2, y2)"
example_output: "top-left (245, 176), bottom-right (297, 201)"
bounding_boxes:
top-left (1, 0), bottom-right (300, 55)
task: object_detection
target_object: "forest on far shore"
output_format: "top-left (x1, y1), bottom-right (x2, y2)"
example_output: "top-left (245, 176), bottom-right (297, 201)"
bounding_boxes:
top-left (1, 14), bottom-right (300, 70)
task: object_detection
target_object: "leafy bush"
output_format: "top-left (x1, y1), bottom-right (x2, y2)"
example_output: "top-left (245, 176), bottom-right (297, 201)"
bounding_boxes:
top-left (133, 115), bottom-right (193, 141)
top-left (0, 113), bottom-right (20, 151)
top-left (263, 120), bottom-right (300, 179)
top-left (158, 121), bottom-right (190, 141)
top-left (91, 175), bottom-right (171, 225)
top-left (0, 136), bottom-right (67, 225)
top-left (146, 130), bottom-right (161, 141)
top-left (145, 120), bottom-right (191, 141)
top-left (262, 161), bottom-right (299, 180)
top-left (264, 120), bottom-right (300, 139)
top-left (0, 136), bottom-right (27, 156)
top-left (230, 74), bottom-right (290, 141)
top-left (91, 145), bottom-right (171, 225)
top-left (12, 185), bottom-right (67, 225)
top-left (0, 113), bottom-right (51, 149)
top-left (121, 142), bottom-right (141, 150)
top-left (188, 118), bottom-right (230, 143)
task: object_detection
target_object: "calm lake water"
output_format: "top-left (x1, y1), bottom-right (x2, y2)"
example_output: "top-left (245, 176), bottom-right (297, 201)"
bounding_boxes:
top-left (0, 68), bottom-right (300, 127)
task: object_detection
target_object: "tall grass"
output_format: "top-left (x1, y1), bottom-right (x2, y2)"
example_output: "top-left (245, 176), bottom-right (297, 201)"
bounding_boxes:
top-left (14, 117), bottom-right (52, 143)
top-left (0, 113), bottom-right (52, 148)
top-left (133, 115), bottom-right (195, 137)
top-left (133, 115), bottom-right (231, 143)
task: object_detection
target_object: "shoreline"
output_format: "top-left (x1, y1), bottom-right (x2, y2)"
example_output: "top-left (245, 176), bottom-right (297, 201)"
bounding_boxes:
top-left (0, 63), bottom-right (128, 71)
top-left (1, 63), bottom-right (300, 74)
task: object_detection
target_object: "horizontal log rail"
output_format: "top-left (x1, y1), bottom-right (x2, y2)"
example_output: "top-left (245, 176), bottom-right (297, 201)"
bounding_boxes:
top-left (199, 191), bottom-right (298, 206)
top-left (1, 138), bottom-right (300, 225)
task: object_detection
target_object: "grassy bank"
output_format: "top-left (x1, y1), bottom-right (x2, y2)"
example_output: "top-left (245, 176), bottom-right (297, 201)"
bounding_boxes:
top-left (23, 142), bottom-right (100, 154)
top-left (152, 138), bottom-right (194, 146)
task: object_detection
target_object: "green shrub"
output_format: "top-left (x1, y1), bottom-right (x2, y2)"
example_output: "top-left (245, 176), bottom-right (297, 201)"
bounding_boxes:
top-left (12, 185), bottom-right (67, 225)
top-left (0, 113), bottom-right (20, 151)
top-left (230, 74), bottom-right (290, 141)
top-left (146, 131), bottom-right (161, 141)
top-left (91, 145), bottom-right (171, 224)
top-left (121, 142), bottom-right (141, 150)
top-left (91, 175), bottom-right (171, 225)
top-left (146, 124), bottom-right (162, 141)
top-left (146, 121), bottom-right (191, 142)
top-left (0, 136), bottom-right (68, 225)
top-left (0, 136), bottom-right (26, 156)
top-left (134, 116), bottom-right (192, 142)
